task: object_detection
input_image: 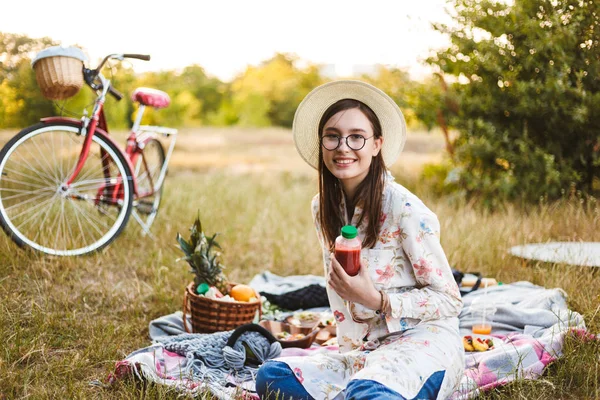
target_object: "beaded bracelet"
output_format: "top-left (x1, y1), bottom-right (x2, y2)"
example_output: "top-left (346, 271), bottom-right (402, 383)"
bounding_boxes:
top-left (374, 290), bottom-right (390, 319)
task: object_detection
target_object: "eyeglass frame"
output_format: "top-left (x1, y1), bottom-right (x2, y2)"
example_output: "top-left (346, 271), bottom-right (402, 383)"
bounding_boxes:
top-left (320, 134), bottom-right (375, 151)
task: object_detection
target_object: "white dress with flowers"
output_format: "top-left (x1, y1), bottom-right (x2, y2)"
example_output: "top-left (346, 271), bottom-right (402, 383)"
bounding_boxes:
top-left (278, 172), bottom-right (464, 399)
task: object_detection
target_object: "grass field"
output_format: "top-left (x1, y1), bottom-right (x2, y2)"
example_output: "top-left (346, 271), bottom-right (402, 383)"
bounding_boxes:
top-left (0, 127), bottom-right (598, 399)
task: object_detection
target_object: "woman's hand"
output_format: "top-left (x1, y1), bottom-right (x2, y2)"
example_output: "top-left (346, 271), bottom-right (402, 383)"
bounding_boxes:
top-left (328, 253), bottom-right (381, 310)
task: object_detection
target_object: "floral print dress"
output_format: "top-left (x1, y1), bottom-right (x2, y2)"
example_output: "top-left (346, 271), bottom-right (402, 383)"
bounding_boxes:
top-left (278, 172), bottom-right (464, 399)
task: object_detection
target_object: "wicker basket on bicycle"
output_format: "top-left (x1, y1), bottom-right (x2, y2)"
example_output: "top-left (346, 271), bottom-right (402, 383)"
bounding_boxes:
top-left (177, 215), bottom-right (262, 334)
top-left (184, 282), bottom-right (262, 333)
top-left (31, 46), bottom-right (87, 100)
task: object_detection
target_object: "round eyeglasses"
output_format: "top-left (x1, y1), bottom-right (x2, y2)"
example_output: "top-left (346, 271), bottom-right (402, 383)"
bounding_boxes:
top-left (321, 134), bottom-right (374, 151)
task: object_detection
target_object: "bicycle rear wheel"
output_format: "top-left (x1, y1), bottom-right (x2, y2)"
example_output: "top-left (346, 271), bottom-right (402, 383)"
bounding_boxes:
top-left (133, 138), bottom-right (165, 230)
top-left (0, 123), bottom-right (133, 256)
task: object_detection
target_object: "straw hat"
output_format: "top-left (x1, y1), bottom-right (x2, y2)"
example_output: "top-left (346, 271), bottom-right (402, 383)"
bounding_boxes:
top-left (292, 80), bottom-right (407, 169)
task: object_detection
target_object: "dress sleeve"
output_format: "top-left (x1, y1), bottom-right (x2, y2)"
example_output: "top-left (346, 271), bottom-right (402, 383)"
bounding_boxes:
top-left (387, 204), bottom-right (463, 322)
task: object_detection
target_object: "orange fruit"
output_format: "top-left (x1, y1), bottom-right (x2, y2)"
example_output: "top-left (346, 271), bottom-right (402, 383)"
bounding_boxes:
top-left (230, 284), bottom-right (256, 302)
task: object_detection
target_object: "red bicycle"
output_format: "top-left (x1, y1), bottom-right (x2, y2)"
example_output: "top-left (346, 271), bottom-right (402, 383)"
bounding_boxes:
top-left (0, 50), bottom-right (177, 256)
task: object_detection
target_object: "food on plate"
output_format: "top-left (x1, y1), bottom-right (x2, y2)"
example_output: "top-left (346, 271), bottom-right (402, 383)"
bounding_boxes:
top-left (276, 331), bottom-right (306, 341)
top-left (462, 336), bottom-right (475, 352)
top-left (463, 335), bottom-right (494, 352)
top-left (319, 312), bottom-right (336, 327)
top-left (288, 311), bottom-right (321, 326)
top-left (472, 337), bottom-right (490, 351)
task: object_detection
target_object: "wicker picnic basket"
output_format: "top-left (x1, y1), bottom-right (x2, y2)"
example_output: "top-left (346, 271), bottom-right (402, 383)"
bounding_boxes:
top-left (32, 46), bottom-right (86, 100)
top-left (183, 282), bottom-right (262, 334)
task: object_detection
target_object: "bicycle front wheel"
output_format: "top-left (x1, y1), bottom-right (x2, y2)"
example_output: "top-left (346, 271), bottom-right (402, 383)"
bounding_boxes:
top-left (0, 123), bottom-right (133, 256)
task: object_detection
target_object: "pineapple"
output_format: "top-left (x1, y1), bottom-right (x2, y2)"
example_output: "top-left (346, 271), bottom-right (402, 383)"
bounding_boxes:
top-left (176, 215), bottom-right (228, 295)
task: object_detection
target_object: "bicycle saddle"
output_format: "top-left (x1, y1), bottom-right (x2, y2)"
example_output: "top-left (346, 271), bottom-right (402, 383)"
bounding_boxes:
top-left (131, 87), bottom-right (171, 109)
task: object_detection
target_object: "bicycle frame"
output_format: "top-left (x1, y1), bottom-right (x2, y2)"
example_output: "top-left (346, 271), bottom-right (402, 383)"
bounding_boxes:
top-left (128, 105), bottom-right (177, 199)
top-left (45, 69), bottom-right (177, 234)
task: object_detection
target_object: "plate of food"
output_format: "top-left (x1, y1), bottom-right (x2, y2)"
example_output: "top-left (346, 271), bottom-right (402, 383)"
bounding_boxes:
top-left (259, 320), bottom-right (319, 348)
top-left (285, 311), bottom-right (322, 329)
top-left (318, 311), bottom-right (336, 328)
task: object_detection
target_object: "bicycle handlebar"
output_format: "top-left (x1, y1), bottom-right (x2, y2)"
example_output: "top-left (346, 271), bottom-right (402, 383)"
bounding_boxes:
top-left (108, 86), bottom-right (124, 101)
top-left (122, 54), bottom-right (151, 61)
top-left (84, 53), bottom-right (151, 101)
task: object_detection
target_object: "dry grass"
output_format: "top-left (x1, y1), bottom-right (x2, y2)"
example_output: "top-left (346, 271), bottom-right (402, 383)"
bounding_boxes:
top-left (0, 127), bottom-right (598, 399)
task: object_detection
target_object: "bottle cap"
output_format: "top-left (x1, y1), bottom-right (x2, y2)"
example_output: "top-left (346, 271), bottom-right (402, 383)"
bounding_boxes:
top-left (341, 225), bottom-right (358, 239)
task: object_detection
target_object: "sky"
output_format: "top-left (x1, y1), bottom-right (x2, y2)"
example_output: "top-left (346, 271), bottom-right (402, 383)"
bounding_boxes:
top-left (1, 0), bottom-right (454, 81)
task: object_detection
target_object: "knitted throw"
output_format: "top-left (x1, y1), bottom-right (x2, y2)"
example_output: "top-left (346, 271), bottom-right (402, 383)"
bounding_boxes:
top-left (156, 329), bottom-right (282, 385)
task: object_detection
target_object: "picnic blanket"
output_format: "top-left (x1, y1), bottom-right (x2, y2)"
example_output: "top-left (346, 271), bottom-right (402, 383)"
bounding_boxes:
top-left (452, 281), bottom-right (586, 399)
top-left (110, 281), bottom-right (588, 399)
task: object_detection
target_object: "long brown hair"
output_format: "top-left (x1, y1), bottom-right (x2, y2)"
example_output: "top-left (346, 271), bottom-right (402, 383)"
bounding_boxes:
top-left (317, 99), bottom-right (386, 250)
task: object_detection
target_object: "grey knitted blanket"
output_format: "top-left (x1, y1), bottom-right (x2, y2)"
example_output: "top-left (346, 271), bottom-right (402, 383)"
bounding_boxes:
top-left (155, 328), bottom-right (282, 385)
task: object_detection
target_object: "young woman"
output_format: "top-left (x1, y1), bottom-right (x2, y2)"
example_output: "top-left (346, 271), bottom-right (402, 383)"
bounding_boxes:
top-left (256, 81), bottom-right (464, 400)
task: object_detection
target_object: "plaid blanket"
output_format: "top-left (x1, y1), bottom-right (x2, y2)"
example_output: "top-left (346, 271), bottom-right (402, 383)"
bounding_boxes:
top-left (109, 281), bottom-right (589, 399)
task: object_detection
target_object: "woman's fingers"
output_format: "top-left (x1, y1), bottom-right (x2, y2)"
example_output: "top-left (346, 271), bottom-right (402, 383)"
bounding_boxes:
top-left (329, 253), bottom-right (345, 280)
top-left (358, 260), bottom-right (373, 283)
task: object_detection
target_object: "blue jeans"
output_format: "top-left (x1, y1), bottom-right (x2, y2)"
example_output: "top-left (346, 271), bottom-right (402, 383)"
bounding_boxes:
top-left (256, 361), bottom-right (444, 399)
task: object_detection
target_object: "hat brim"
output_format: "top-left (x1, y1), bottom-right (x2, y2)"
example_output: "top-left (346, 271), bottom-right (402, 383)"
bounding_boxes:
top-left (292, 80), bottom-right (407, 170)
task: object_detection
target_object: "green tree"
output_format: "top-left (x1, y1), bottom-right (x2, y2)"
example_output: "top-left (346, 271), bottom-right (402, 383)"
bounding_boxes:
top-left (230, 53), bottom-right (324, 127)
top-left (429, 0), bottom-right (600, 205)
top-left (0, 32), bottom-right (57, 128)
top-left (132, 67), bottom-right (224, 128)
top-left (360, 66), bottom-right (416, 124)
top-left (180, 65), bottom-right (226, 120)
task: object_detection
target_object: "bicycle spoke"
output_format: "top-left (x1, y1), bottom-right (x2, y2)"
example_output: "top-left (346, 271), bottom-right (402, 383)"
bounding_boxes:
top-left (1, 164), bottom-right (54, 188)
top-left (53, 201), bottom-right (62, 250)
top-left (0, 185), bottom-right (52, 194)
top-left (45, 130), bottom-right (68, 184)
top-left (11, 195), bottom-right (58, 231)
top-left (54, 199), bottom-right (67, 251)
top-left (69, 199), bottom-right (110, 237)
top-left (74, 150), bottom-right (115, 184)
top-left (44, 200), bottom-right (64, 248)
top-left (30, 134), bottom-right (62, 184)
top-left (60, 129), bottom-right (65, 182)
top-left (0, 187), bottom-right (55, 202)
top-left (32, 194), bottom-right (60, 244)
top-left (68, 198), bottom-right (88, 247)
top-left (4, 191), bottom-right (54, 213)
top-left (0, 175), bottom-right (51, 191)
top-left (12, 149), bottom-right (59, 185)
top-left (71, 196), bottom-right (116, 228)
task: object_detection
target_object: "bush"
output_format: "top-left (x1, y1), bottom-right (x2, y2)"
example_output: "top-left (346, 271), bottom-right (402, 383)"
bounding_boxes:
top-left (429, 0), bottom-right (600, 206)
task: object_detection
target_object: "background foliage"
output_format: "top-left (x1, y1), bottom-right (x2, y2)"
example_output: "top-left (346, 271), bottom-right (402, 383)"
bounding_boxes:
top-left (0, 33), bottom-right (432, 131)
top-left (428, 0), bottom-right (600, 206)
top-left (1, 0), bottom-right (599, 205)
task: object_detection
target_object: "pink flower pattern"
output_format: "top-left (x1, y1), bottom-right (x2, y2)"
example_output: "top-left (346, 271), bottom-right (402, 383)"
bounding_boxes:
top-left (413, 257), bottom-right (433, 279)
top-left (334, 310), bottom-right (345, 323)
top-left (376, 264), bottom-right (394, 284)
top-left (293, 367), bottom-right (304, 383)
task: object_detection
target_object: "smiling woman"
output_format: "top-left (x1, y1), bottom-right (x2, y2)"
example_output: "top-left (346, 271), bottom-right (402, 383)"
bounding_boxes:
top-left (256, 80), bottom-right (464, 400)
top-left (320, 104), bottom-right (382, 201)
